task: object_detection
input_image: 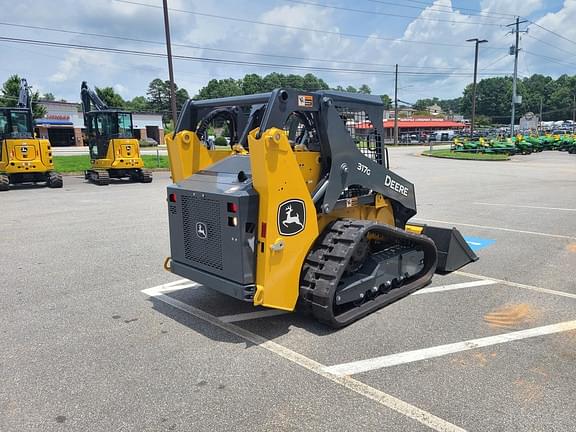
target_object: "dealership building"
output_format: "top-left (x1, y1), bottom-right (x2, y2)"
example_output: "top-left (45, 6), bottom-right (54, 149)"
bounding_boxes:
top-left (35, 100), bottom-right (164, 147)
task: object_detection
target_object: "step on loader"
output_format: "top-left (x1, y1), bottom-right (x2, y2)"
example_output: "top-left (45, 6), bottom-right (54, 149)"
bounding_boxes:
top-left (80, 81), bottom-right (152, 185)
top-left (165, 89), bottom-right (477, 327)
top-left (0, 78), bottom-right (62, 191)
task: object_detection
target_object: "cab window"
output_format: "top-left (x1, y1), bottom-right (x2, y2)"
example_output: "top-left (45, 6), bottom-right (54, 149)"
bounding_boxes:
top-left (117, 113), bottom-right (133, 138)
top-left (10, 111), bottom-right (31, 137)
top-left (0, 111), bottom-right (8, 138)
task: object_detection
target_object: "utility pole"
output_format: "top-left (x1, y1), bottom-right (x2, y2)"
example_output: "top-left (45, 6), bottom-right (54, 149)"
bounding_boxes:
top-left (162, 0), bottom-right (178, 134)
top-left (466, 38), bottom-right (488, 138)
top-left (394, 63), bottom-right (398, 146)
top-left (539, 96), bottom-right (543, 134)
top-left (507, 17), bottom-right (528, 138)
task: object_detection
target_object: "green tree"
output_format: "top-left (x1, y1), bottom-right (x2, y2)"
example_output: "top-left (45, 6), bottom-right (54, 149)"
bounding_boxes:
top-left (195, 78), bottom-right (243, 100)
top-left (0, 74), bottom-right (46, 118)
top-left (146, 78), bottom-right (190, 122)
top-left (380, 94), bottom-right (392, 109)
top-left (461, 77), bottom-right (513, 122)
top-left (261, 73), bottom-right (284, 91)
top-left (413, 97), bottom-right (440, 111)
top-left (42, 92), bottom-right (55, 101)
top-left (439, 97), bottom-right (462, 114)
top-left (95, 86), bottom-right (125, 108)
top-left (346, 85), bottom-right (358, 93)
top-left (126, 95), bottom-right (149, 112)
top-left (240, 73), bottom-right (264, 94)
top-left (300, 73), bottom-right (329, 91)
top-left (358, 84), bottom-right (371, 94)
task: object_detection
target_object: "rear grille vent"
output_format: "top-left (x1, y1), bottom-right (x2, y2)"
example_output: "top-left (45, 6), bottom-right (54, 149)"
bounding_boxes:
top-left (169, 204), bottom-right (177, 215)
top-left (181, 195), bottom-right (223, 270)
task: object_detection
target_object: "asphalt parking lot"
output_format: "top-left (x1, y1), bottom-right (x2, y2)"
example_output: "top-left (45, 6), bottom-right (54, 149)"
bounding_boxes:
top-left (1, 148), bottom-right (575, 432)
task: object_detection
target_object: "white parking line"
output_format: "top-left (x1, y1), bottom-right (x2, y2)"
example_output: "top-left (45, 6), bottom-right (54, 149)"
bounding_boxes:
top-left (455, 271), bottom-right (576, 300)
top-left (141, 280), bottom-right (199, 297)
top-left (142, 289), bottom-right (466, 432)
top-left (219, 310), bottom-right (289, 323)
top-left (414, 280), bottom-right (497, 295)
top-left (413, 218), bottom-right (576, 240)
top-left (324, 320), bottom-right (576, 376)
top-left (474, 202), bottom-right (576, 212)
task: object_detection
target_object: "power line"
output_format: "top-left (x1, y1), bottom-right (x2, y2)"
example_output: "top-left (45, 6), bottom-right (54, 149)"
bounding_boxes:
top-left (367, 0), bottom-right (517, 19)
top-left (0, 36), bottom-right (514, 77)
top-left (0, 21), bottom-right (510, 72)
top-left (524, 32), bottom-right (576, 57)
top-left (479, 54), bottom-right (509, 71)
top-left (528, 20), bottom-right (576, 47)
top-left (113, 0), bottom-right (508, 51)
top-left (281, 0), bottom-right (508, 26)
top-left (523, 50), bottom-right (576, 68)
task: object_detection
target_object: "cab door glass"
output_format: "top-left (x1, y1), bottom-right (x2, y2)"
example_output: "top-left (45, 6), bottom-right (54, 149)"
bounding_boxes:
top-left (10, 111), bottom-right (31, 138)
top-left (117, 113), bottom-right (133, 138)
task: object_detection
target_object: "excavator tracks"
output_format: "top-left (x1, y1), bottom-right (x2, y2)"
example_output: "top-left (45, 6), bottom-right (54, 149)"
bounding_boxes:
top-left (47, 171), bottom-right (63, 188)
top-left (86, 169), bottom-right (110, 186)
top-left (137, 169), bottom-right (153, 183)
top-left (0, 174), bottom-right (9, 191)
top-left (300, 219), bottom-right (438, 328)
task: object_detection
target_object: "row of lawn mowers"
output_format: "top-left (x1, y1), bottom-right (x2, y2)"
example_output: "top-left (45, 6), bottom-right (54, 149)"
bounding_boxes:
top-left (452, 133), bottom-right (576, 155)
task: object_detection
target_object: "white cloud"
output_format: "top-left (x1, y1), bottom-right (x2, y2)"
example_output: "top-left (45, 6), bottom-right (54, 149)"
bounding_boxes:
top-left (1, 0), bottom-right (572, 103)
top-left (480, 0), bottom-right (544, 16)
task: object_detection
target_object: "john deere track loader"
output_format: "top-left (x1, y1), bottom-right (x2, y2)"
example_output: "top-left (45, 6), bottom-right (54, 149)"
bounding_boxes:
top-left (80, 81), bottom-right (152, 185)
top-left (0, 78), bottom-right (62, 191)
top-left (165, 89), bottom-right (477, 327)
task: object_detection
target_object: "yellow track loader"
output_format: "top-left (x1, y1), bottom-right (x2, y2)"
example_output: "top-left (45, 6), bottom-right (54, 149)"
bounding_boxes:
top-left (80, 81), bottom-right (152, 185)
top-left (164, 90), bottom-right (477, 327)
top-left (0, 78), bottom-right (62, 191)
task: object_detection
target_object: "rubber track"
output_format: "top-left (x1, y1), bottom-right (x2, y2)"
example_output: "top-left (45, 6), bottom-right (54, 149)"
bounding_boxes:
top-left (139, 169), bottom-right (153, 183)
top-left (47, 171), bottom-right (63, 188)
top-left (300, 219), bottom-right (438, 328)
top-left (91, 170), bottom-right (110, 186)
top-left (0, 174), bottom-right (9, 191)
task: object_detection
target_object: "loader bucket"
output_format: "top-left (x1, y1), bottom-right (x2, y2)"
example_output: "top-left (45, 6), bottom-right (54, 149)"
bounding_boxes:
top-left (406, 224), bottom-right (479, 272)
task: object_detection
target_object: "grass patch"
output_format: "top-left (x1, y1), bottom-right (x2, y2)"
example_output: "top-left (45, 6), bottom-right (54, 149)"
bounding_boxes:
top-left (422, 149), bottom-right (509, 161)
top-left (54, 155), bottom-right (170, 173)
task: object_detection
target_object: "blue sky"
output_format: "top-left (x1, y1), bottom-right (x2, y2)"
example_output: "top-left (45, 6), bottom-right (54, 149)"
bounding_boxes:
top-left (0, 0), bottom-right (574, 103)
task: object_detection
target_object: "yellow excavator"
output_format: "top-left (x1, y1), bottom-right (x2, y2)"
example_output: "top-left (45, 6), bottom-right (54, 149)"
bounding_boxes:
top-left (80, 81), bottom-right (152, 185)
top-left (0, 78), bottom-right (62, 191)
top-left (164, 90), bottom-right (477, 327)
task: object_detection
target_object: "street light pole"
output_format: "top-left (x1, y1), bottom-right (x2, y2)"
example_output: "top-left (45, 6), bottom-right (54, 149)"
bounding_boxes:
top-left (162, 0), bottom-right (178, 135)
top-left (539, 96), bottom-right (543, 134)
top-left (466, 38), bottom-right (487, 138)
top-left (394, 63), bottom-right (398, 146)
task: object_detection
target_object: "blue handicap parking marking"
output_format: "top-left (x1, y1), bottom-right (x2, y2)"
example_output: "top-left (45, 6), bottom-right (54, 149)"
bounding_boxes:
top-left (464, 236), bottom-right (496, 252)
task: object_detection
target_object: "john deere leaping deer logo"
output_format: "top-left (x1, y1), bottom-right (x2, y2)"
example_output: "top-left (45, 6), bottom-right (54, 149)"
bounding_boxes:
top-left (277, 199), bottom-right (306, 236)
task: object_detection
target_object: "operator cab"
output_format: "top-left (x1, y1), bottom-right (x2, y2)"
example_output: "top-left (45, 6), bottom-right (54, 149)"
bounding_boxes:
top-left (85, 111), bottom-right (134, 158)
top-left (0, 108), bottom-right (34, 140)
